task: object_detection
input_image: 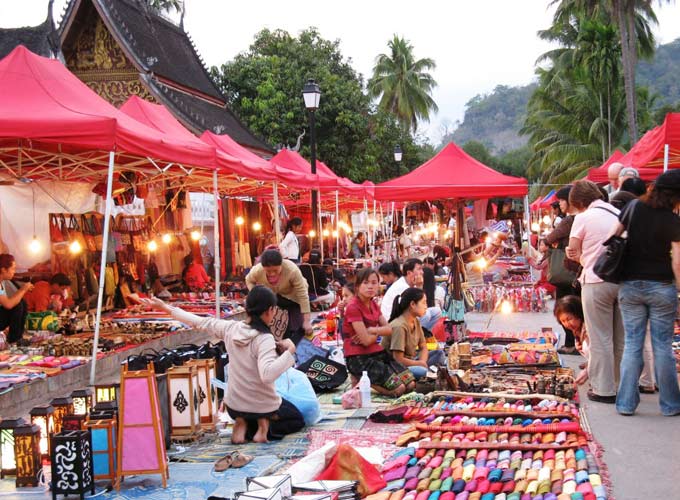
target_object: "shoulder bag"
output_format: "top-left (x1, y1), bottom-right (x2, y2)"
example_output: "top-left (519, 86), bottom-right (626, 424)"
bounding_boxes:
top-left (547, 247), bottom-right (577, 286)
top-left (593, 201), bottom-right (639, 283)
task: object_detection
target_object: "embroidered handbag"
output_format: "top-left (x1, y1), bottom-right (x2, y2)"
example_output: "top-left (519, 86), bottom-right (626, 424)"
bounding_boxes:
top-left (296, 354), bottom-right (348, 393)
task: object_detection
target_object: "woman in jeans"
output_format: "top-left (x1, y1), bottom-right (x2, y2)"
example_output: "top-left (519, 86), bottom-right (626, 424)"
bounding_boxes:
top-left (614, 170), bottom-right (680, 416)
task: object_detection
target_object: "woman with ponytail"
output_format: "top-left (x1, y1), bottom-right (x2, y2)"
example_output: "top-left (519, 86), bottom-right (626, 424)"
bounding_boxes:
top-left (383, 287), bottom-right (447, 379)
top-left (144, 286), bottom-right (305, 444)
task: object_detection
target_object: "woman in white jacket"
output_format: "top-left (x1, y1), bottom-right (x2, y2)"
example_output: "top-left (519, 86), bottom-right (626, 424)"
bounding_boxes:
top-left (144, 286), bottom-right (304, 444)
top-left (280, 217), bottom-right (302, 262)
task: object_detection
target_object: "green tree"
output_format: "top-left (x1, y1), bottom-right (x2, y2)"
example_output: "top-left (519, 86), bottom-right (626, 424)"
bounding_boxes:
top-left (549, 0), bottom-right (659, 143)
top-left (210, 28), bottom-right (425, 182)
top-left (367, 35), bottom-right (438, 133)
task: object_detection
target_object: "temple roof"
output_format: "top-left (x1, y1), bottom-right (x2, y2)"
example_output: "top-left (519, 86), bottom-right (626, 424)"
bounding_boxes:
top-left (0, 19), bottom-right (58, 60)
top-left (59, 0), bottom-right (272, 153)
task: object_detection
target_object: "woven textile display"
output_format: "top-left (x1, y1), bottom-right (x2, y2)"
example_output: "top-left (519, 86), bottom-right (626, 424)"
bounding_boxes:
top-left (372, 393), bottom-right (606, 500)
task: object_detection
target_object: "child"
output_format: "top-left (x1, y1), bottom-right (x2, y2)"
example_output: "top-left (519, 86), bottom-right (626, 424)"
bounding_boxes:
top-left (143, 286), bottom-right (304, 444)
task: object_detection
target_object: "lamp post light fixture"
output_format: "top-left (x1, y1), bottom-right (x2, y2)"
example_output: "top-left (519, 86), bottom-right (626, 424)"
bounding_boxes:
top-left (394, 145), bottom-right (403, 162)
top-left (302, 78), bottom-right (321, 236)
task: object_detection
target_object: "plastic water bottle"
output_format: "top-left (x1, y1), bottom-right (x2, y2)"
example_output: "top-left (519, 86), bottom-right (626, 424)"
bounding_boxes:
top-left (359, 371), bottom-right (372, 407)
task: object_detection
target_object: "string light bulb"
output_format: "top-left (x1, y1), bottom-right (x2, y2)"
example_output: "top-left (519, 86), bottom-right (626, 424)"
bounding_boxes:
top-left (332, 230), bottom-right (338, 238)
top-left (162, 233), bottom-right (172, 244)
top-left (235, 216), bottom-right (244, 226)
top-left (69, 240), bottom-right (82, 255)
top-left (28, 236), bottom-right (41, 254)
top-left (252, 221), bottom-right (262, 231)
top-left (190, 230), bottom-right (201, 241)
top-left (474, 257), bottom-right (488, 269)
top-left (322, 229), bottom-right (330, 237)
top-left (308, 230), bottom-right (317, 238)
top-left (147, 240), bottom-right (158, 252)
top-left (542, 215), bottom-right (551, 225)
top-left (531, 222), bottom-right (540, 233)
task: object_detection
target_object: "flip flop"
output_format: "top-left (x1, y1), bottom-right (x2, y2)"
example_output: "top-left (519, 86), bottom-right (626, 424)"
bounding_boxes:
top-left (231, 451), bottom-right (254, 468)
top-left (214, 452), bottom-right (234, 472)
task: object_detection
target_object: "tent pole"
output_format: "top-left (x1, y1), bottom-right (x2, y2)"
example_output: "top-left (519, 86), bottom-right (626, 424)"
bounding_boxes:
top-left (664, 144), bottom-right (670, 172)
top-left (319, 193), bottom-right (324, 261)
top-left (273, 181), bottom-right (281, 243)
top-left (213, 170), bottom-right (221, 319)
top-left (89, 151), bottom-right (115, 386)
top-left (335, 190), bottom-right (340, 264)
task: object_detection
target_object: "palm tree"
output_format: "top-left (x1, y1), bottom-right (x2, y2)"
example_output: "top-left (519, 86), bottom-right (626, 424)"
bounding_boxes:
top-left (368, 35), bottom-right (438, 133)
top-left (550, 0), bottom-right (659, 143)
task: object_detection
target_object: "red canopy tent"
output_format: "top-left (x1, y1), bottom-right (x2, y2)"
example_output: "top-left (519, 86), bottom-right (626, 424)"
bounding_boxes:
top-left (0, 46), bottom-right (233, 385)
top-left (374, 142), bottom-right (528, 201)
top-left (539, 190), bottom-right (557, 208)
top-left (529, 196), bottom-right (543, 211)
top-left (620, 113), bottom-right (680, 170)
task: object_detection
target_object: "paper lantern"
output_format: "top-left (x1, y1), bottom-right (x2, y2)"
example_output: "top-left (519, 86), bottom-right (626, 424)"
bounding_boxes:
top-left (236, 487), bottom-right (284, 500)
top-left (0, 418), bottom-right (26, 478)
top-left (289, 495), bottom-right (332, 500)
top-left (188, 358), bottom-right (218, 431)
top-left (90, 403), bottom-right (117, 421)
top-left (166, 364), bottom-right (202, 439)
top-left (95, 383), bottom-right (119, 406)
top-left (247, 474), bottom-right (292, 496)
top-left (50, 430), bottom-right (95, 498)
top-left (84, 419), bottom-right (117, 481)
top-left (62, 414), bottom-right (87, 431)
top-left (71, 388), bottom-right (93, 416)
top-left (50, 397), bottom-right (74, 435)
top-left (29, 405), bottom-right (55, 458)
top-left (14, 424), bottom-right (41, 487)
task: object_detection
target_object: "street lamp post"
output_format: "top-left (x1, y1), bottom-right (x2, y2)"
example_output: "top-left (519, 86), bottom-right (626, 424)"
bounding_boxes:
top-left (394, 145), bottom-right (403, 225)
top-left (302, 79), bottom-right (321, 237)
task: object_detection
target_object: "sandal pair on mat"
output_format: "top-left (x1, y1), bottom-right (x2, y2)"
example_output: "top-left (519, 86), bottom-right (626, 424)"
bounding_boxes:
top-left (214, 451), bottom-right (254, 472)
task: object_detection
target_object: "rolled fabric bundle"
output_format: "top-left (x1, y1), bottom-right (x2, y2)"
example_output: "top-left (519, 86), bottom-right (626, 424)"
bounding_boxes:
top-left (439, 477), bottom-right (453, 492)
top-left (428, 480), bottom-right (442, 491)
top-left (389, 490), bottom-right (406, 500)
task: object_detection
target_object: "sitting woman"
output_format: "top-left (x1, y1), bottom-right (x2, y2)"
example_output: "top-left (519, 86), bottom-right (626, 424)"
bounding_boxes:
top-left (299, 248), bottom-right (335, 308)
top-left (384, 287), bottom-right (446, 380)
top-left (0, 254), bottom-right (31, 344)
top-left (350, 232), bottom-right (368, 259)
top-left (144, 286), bottom-right (304, 444)
top-left (342, 268), bottom-right (415, 397)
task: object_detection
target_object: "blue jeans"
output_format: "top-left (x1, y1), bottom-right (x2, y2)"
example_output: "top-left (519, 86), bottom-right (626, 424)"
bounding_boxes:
top-left (616, 280), bottom-right (680, 416)
top-left (408, 350), bottom-right (447, 379)
top-left (419, 307), bottom-right (442, 331)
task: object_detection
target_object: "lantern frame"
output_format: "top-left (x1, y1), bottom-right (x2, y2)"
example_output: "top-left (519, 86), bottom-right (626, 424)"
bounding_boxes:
top-left (84, 419), bottom-right (117, 481)
top-left (29, 405), bottom-right (55, 458)
top-left (70, 388), bottom-right (94, 416)
top-left (14, 424), bottom-right (41, 487)
top-left (188, 358), bottom-right (218, 431)
top-left (50, 397), bottom-right (74, 435)
top-left (0, 417), bottom-right (26, 478)
top-left (166, 363), bottom-right (202, 439)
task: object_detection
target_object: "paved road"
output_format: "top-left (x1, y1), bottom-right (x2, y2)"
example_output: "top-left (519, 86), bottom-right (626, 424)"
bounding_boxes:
top-left (466, 309), bottom-right (680, 500)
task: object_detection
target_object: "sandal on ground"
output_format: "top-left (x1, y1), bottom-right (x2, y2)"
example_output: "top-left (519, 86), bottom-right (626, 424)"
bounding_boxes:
top-left (557, 346), bottom-right (577, 355)
top-left (214, 453), bottom-right (234, 472)
top-left (639, 385), bottom-right (656, 394)
top-left (230, 451), bottom-right (254, 468)
top-left (214, 451), bottom-right (253, 471)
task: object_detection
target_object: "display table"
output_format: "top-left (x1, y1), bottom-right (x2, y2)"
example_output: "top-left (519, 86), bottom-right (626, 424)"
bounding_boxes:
top-left (0, 315), bottom-right (243, 419)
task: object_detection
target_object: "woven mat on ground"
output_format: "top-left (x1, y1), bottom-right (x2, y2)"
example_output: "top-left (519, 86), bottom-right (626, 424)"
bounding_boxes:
top-left (580, 406), bottom-right (615, 500)
top-left (2, 457), bottom-right (282, 500)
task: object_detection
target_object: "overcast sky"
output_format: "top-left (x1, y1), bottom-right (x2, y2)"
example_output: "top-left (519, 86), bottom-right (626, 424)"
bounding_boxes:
top-left (3, 0), bottom-right (680, 143)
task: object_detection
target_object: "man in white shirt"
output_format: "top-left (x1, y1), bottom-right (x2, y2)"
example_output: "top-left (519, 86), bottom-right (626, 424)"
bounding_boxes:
top-left (381, 258), bottom-right (441, 330)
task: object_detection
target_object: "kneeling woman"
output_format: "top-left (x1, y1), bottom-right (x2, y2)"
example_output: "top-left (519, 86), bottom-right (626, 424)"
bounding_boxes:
top-left (342, 268), bottom-right (415, 397)
top-left (144, 286), bottom-right (304, 444)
